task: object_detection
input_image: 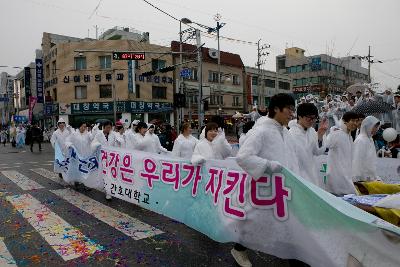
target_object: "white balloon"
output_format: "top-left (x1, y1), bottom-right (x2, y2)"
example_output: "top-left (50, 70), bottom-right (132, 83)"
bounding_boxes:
top-left (382, 128), bottom-right (398, 142)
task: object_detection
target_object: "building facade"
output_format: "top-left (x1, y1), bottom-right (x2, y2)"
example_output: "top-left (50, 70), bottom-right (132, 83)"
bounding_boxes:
top-left (42, 32), bottom-right (174, 127)
top-left (171, 41), bottom-right (245, 125)
top-left (276, 47), bottom-right (369, 98)
top-left (245, 67), bottom-right (292, 109)
top-left (0, 72), bottom-right (15, 125)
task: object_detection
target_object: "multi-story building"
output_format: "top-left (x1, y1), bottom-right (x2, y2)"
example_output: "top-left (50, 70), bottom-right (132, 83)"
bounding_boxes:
top-left (0, 72), bottom-right (15, 124)
top-left (245, 67), bottom-right (292, 108)
top-left (42, 31), bottom-right (174, 127)
top-left (170, 41), bottom-right (245, 125)
top-left (99, 26), bottom-right (149, 42)
top-left (276, 47), bottom-right (369, 98)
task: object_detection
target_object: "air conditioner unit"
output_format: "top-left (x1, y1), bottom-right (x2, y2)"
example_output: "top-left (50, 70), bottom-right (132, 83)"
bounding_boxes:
top-left (208, 49), bottom-right (219, 59)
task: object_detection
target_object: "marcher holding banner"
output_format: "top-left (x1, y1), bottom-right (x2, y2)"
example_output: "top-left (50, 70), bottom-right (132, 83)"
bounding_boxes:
top-left (128, 122), bottom-right (152, 150)
top-left (236, 93), bottom-right (299, 267)
top-left (191, 122), bottom-right (232, 165)
top-left (352, 116), bottom-right (381, 182)
top-left (172, 122), bottom-right (198, 159)
top-left (91, 120), bottom-right (118, 200)
top-left (144, 124), bottom-right (168, 154)
top-left (114, 121), bottom-right (127, 148)
top-left (289, 103), bottom-right (328, 187)
top-left (65, 122), bottom-right (92, 158)
top-left (50, 118), bottom-right (72, 177)
top-left (325, 111), bottom-right (359, 195)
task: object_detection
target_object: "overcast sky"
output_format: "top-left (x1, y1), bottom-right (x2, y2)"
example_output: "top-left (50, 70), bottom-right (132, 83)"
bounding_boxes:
top-left (1, 0), bottom-right (399, 90)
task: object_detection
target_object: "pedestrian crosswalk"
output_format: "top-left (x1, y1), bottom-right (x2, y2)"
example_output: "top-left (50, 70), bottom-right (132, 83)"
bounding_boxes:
top-left (0, 168), bottom-right (165, 264)
top-left (5, 194), bottom-right (103, 261)
top-left (51, 188), bottom-right (163, 240)
top-left (0, 237), bottom-right (17, 266)
top-left (1, 170), bottom-right (44, 190)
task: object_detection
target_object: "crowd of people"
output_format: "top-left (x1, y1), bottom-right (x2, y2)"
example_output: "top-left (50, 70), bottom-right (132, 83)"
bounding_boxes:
top-left (1, 88), bottom-right (398, 267)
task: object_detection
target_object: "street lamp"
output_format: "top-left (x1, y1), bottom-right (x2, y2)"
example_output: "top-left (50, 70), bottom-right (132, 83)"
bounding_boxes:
top-left (178, 17), bottom-right (193, 131)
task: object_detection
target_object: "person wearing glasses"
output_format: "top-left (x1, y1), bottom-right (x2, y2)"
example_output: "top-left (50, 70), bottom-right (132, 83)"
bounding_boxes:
top-left (234, 93), bottom-right (300, 267)
top-left (288, 103), bottom-right (328, 187)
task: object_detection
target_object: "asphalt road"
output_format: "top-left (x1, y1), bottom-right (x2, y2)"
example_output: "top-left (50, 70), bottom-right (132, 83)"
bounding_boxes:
top-left (0, 142), bottom-right (290, 267)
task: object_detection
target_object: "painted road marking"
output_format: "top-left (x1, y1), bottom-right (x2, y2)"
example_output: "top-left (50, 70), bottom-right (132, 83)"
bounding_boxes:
top-left (1, 171), bottom-right (44, 191)
top-left (0, 237), bottom-right (17, 266)
top-left (30, 168), bottom-right (67, 186)
top-left (51, 188), bottom-right (163, 240)
top-left (6, 194), bottom-right (103, 261)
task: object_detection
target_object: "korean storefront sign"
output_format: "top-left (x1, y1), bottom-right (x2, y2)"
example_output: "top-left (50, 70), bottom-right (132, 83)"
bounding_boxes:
top-left (70, 101), bottom-right (173, 115)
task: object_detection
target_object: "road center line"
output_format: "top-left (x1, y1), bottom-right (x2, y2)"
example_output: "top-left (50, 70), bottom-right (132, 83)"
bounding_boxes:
top-left (51, 188), bottom-right (163, 240)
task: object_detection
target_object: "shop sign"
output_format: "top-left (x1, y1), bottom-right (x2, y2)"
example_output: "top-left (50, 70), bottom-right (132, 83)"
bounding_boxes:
top-left (71, 101), bottom-right (173, 115)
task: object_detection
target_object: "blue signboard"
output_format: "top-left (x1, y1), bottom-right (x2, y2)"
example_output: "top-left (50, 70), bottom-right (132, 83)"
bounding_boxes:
top-left (128, 60), bottom-right (135, 94)
top-left (0, 97), bottom-right (9, 102)
top-left (24, 67), bottom-right (31, 105)
top-left (45, 104), bottom-right (53, 116)
top-left (13, 116), bottom-right (28, 123)
top-left (71, 101), bottom-right (173, 115)
top-left (36, 59), bottom-right (44, 103)
top-left (180, 68), bottom-right (192, 78)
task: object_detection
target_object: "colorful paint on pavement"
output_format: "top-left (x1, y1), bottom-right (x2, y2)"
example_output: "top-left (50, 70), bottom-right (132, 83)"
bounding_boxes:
top-left (5, 194), bottom-right (103, 261)
top-left (30, 168), bottom-right (68, 186)
top-left (0, 237), bottom-right (17, 266)
top-left (51, 188), bottom-right (163, 240)
top-left (1, 171), bottom-right (44, 191)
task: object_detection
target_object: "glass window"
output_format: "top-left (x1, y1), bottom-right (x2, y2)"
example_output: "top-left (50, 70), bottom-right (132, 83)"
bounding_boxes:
top-left (311, 77), bottom-right (318, 84)
top-left (321, 62), bottom-right (327, 70)
top-left (252, 76), bottom-right (258, 85)
top-left (293, 79), bottom-right (297, 86)
top-left (151, 59), bottom-right (166, 71)
top-left (74, 57), bottom-right (86, 70)
top-left (265, 79), bottom-right (275, 88)
top-left (51, 61), bottom-right (57, 74)
top-left (232, 75), bottom-right (240, 85)
top-left (152, 86), bottom-right (167, 99)
top-left (233, 96), bottom-right (240, 106)
top-left (99, 84), bottom-right (112, 98)
top-left (253, 96), bottom-right (258, 105)
top-left (75, 86), bottom-right (87, 99)
top-left (99, 56), bottom-right (111, 69)
top-left (296, 65), bottom-right (302, 72)
top-left (136, 84), bottom-right (140, 98)
top-left (279, 81), bottom-right (290, 90)
top-left (208, 71), bottom-right (219, 82)
top-left (53, 88), bottom-right (57, 102)
top-left (290, 66), bottom-right (296, 73)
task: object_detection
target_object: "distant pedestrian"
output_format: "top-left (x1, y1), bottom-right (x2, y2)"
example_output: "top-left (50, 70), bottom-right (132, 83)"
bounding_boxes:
top-left (30, 122), bottom-right (43, 152)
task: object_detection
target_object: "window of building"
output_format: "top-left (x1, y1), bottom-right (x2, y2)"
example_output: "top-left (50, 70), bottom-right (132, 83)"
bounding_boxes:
top-left (135, 84), bottom-right (140, 98)
top-left (151, 59), bottom-right (166, 71)
top-left (290, 66), bottom-right (297, 73)
top-left (45, 64), bottom-right (50, 78)
top-left (265, 79), bottom-right (276, 88)
top-left (293, 79), bottom-right (298, 86)
top-left (279, 81), bottom-right (290, 90)
top-left (296, 65), bottom-right (302, 73)
top-left (74, 57), bottom-right (87, 70)
top-left (75, 86), bottom-right (87, 99)
top-left (51, 61), bottom-right (57, 75)
top-left (253, 96), bottom-right (259, 105)
top-left (233, 96), bottom-right (240, 106)
top-left (232, 75), bottom-right (240, 85)
top-left (184, 68), bottom-right (198, 81)
top-left (252, 76), bottom-right (258, 85)
top-left (152, 86), bottom-right (167, 99)
top-left (322, 62), bottom-right (327, 70)
top-left (99, 84), bottom-right (112, 98)
top-left (99, 56), bottom-right (111, 69)
top-left (53, 88), bottom-right (57, 102)
top-left (311, 77), bottom-right (319, 84)
top-left (208, 71), bottom-right (219, 82)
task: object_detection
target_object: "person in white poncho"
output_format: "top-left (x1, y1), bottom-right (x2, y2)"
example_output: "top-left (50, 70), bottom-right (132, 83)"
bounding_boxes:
top-left (191, 122), bottom-right (232, 165)
top-left (325, 111), bottom-right (359, 196)
top-left (50, 118), bottom-right (73, 178)
top-left (143, 124), bottom-right (168, 154)
top-left (65, 122), bottom-right (92, 158)
top-left (288, 103), bottom-right (328, 187)
top-left (352, 116), bottom-right (380, 182)
top-left (172, 122), bottom-right (198, 159)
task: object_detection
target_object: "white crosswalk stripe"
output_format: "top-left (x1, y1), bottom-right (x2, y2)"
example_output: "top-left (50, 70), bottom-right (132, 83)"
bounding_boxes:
top-left (30, 168), bottom-right (68, 186)
top-left (1, 171), bottom-right (44, 190)
top-left (6, 194), bottom-right (103, 261)
top-left (51, 188), bottom-right (163, 240)
top-left (0, 237), bottom-right (17, 266)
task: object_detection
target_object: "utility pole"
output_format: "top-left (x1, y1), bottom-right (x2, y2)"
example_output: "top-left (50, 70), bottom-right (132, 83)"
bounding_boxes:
top-left (255, 39), bottom-right (270, 108)
top-left (93, 25), bottom-right (99, 39)
top-left (196, 29), bottom-right (203, 136)
top-left (368, 45), bottom-right (371, 83)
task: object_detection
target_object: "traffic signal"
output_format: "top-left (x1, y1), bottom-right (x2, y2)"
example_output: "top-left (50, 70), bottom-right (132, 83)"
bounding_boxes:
top-left (159, 66), bottom-right (175, 73)
top-left (174, 93), bottom-right (186, 108)
top-left (203, 100), bottom-right (209, 111)
top-left (141, 70), bottom-right (156, 77)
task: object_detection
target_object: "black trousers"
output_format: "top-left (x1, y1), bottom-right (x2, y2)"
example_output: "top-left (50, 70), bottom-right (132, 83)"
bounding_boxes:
top-left (234, 243), bottom-right (247, 251)
top-left (30, 138), bottom-right (42, 150)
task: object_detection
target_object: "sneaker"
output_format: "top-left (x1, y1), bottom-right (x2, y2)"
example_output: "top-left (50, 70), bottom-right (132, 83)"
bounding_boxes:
top-left (105, 194), bottom-right (112, 200)
top-left (231, 248), bottom-right (252, 267)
